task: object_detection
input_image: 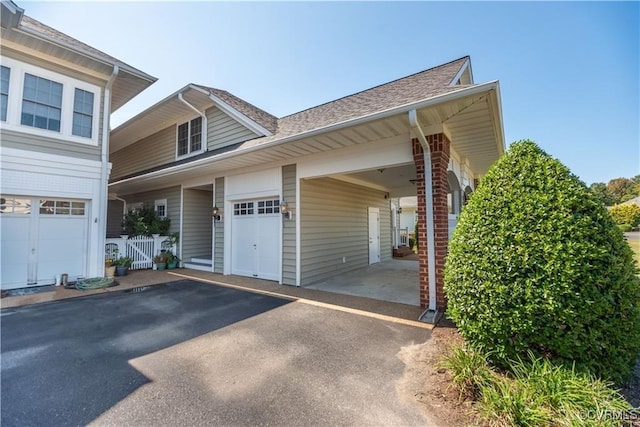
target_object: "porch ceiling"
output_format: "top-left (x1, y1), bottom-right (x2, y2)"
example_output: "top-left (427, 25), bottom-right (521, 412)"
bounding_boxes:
top-left (109, 85), bottom-right (503, 196)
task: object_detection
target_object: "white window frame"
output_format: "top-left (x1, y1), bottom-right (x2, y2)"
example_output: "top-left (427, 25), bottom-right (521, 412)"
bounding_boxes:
top-left (0, 55), bottom-right (101, 146)
top-left (175, 115), bottom-right (204, 160)
top-left (154, 199), bottom-right (167, 218)
top-left (1, 65), bottom-right (10, 122)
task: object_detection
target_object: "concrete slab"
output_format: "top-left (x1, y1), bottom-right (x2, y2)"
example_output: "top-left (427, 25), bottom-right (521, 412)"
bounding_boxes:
top-left (306, 260), bottom-right (420, 306)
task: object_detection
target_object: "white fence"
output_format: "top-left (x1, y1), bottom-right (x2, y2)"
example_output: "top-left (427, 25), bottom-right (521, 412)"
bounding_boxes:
top-left (105, 234), bottom-right (175, 270)
top-left (399, 228), bottom-right (409, 247)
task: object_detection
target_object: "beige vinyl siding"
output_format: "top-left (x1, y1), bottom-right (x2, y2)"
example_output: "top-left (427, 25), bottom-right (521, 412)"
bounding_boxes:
top-left (106, 199), bottom-right (124, 237)
top-left (0, 128), bottom-right (102, 161)
top-left (282, 165), bottom-right (297, 285)
top-left (2, 47), bottom-right (107, 88)
top-left (110, 125), bottom-right (175, 180)
top-left (300, 178), bottom-right (391, 285)
top-left (120, 186), bottom-right (181, 235)
top-left (206, 106), bottom-right (259, 151)
top-left (213, 177), bottom-right (224, 273)
top-left (182, 188), bottom-right (213, 263)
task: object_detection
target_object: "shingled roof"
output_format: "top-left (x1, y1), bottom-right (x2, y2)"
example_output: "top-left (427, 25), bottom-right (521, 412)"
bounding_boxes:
top-left (275, 56), bottom-right (469, 137)
top-left (197, 57), bottom-right (470, 145)
top-left (193, 85), bottom-right (279, 134)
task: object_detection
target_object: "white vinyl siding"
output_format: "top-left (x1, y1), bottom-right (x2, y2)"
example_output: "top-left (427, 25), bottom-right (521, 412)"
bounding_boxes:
top-left (206, 106), bottom-right (259, 151)
top-left (300, 178), bottom-right (391, 285)
top-left (281, 165), bottom-right (296, 285)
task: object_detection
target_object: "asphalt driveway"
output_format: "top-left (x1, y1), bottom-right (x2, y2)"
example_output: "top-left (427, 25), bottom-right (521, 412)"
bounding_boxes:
top-left (1, 280), bottom-right (431, 426)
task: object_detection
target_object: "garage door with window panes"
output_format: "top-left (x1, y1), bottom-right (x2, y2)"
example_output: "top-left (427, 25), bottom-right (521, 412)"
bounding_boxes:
top-left (231, 198), bottom-right (280, 281)
top-left (0, 196), bottom-right (88, 289)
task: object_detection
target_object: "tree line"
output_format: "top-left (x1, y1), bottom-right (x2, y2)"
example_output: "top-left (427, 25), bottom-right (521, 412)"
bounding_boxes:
top-left (589, 175), bottom-right (640, 206)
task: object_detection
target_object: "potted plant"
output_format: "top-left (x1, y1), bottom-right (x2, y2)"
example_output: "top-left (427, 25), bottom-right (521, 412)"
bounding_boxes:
top-left (105, 258), bottom-right (116, 278)
top-left (114, 256), bottom-right (133, 276)
top-left (167, 252), bottom-right (180, 269)
top-left (153, 252), bottom-right (169, 270)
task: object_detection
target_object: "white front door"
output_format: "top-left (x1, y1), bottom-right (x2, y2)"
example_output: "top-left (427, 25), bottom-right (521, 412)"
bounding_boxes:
top-left (0, 197), bottom-right (88, 290)
top-left (368, 207), bottom-right (380, 264)
top-left (231, 199), bottom-right (280, 281)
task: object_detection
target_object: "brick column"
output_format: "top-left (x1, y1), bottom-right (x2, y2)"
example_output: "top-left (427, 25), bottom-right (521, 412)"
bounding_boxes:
top-left (412, 134), bottom-right (451, 310)
top-left (412, 139), bottom-right (429, 308)
top-left (427, 133), bottom-right (450, 310)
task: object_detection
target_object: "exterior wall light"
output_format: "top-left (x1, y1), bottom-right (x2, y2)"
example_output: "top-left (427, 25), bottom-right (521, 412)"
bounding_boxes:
top-left (280, 201), bottom-right (291, 220)
top-left (212, 206), bottom-right (221, 221)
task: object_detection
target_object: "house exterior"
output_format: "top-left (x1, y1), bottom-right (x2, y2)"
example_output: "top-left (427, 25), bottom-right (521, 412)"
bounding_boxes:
top-left (0, 1), bottom-right (156, 289)
top-left (108, 56), bottom-right (504, 318)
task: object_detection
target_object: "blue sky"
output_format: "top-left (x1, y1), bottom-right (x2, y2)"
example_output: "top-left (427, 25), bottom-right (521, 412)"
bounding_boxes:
top-left (22, 1), bottom-right (639, 185)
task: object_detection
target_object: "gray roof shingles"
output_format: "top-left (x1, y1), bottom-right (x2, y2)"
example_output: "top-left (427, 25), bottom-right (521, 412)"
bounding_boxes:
top-left (19, 15), bottom-right (153, 79)
top-left (196, 56), bottom-right (470, 149)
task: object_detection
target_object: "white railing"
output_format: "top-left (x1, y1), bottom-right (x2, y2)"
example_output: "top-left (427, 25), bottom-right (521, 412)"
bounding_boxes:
top-left (399, 228), bottom-right (409, 247)
top-left (105, 234), bottom-right (175, 270)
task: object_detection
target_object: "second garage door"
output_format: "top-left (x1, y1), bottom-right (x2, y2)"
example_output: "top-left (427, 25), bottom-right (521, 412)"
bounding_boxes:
top-left (231, 199), bottom-right (280, 281)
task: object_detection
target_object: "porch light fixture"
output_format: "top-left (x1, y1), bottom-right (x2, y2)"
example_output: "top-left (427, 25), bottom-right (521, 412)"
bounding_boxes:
top-left (212, 206), bottom-right (221, 221)
top-left (280, 201), bottom-right (291, 220)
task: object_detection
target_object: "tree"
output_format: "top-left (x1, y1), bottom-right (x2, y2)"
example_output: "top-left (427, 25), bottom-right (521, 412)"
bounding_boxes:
top-left (607, 177), bottom-right (635, 204)
top-left (444, 140), bottom-right (640, 383)
top-left (589, 182), bottom-right (615, 206)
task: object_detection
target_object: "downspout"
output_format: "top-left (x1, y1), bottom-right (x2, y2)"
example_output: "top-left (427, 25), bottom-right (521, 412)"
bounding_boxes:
top-left (408, 110), bottom-right (438, 323)
top-left (98, 65), bottom-right (119, 276)
top-left (177, 93), bottom-right (208, 264)
top-left (114, 196), bottom-right (127, 218)
top-left (178, 93), bottom-right (207, 133)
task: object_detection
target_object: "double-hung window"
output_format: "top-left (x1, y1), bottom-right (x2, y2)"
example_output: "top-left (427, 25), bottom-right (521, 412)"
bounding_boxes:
top-left (1, 66), bottom-right (9, 122)
top-left (177, 117), bottom-right (202, 157)
top-left (21, 73), bottom-right (62, 132)
top-left (154, 199), bottom-right (167, 218)
top-left (72, 88), bottom-right (94, 138)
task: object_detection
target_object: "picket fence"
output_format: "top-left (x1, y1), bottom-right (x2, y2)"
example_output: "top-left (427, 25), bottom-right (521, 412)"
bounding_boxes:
top-left (105, 234), bottom-right (175, 270)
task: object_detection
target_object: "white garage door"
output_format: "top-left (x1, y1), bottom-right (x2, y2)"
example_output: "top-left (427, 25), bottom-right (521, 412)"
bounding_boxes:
top-left (0, 197), bottom-right (88, 289)
top-left (231, 199), bottom-right (280, 281)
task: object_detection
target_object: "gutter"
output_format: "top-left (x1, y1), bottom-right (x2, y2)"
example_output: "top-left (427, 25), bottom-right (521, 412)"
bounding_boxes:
top-left (16, 26), bottom-right (156, 83)
top-left (111, 81), bottom-right (501, 187)
top-left (408, 110), bottom-right (438, 323)
top-left (98, 65), bottom-right (119, 275)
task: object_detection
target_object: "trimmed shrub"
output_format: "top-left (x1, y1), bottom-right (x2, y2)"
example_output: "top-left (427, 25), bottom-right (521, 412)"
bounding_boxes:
top-left (122, 206), bottom-right (171, 236)
top-left (609, 203), bottom-right (640, 227)
top-left (444, 140), bottom-right (640, 383)
top-left (617, 224), bottom-right (632, 233)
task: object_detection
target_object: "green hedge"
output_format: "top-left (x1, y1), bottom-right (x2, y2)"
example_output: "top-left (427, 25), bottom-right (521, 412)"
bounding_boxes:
top-left (444, 140), bottom-right (640, 383)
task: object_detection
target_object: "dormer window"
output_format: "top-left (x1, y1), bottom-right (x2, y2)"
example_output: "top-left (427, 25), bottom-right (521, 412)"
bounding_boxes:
top-left (177, 116), bottom-right (202, 157)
